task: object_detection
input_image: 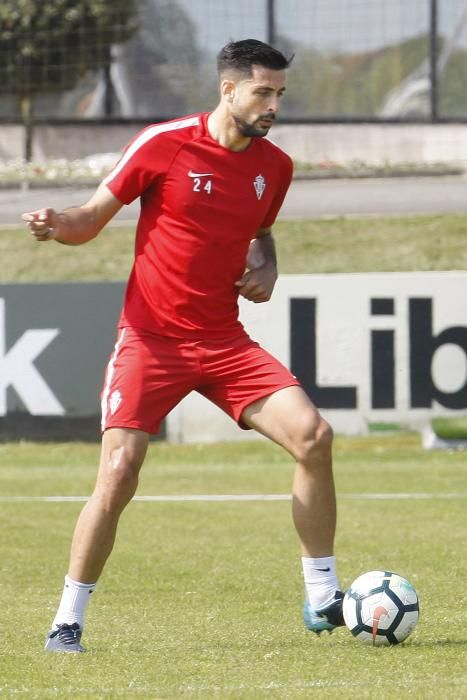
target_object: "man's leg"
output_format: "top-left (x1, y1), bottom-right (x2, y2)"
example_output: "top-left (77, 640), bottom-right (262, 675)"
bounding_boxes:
top-left (69, 427), bottom-right (149, 583)
top-left (45, 427), bottom-right (149, 652)
top-left (241, 386), bottom-right (335, 557)
top-left (241, 385), bottom-right (344, 632)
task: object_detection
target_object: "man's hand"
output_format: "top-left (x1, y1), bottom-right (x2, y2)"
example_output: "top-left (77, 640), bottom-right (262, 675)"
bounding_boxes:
top-left (22, 208), bottom-right (60, 242)
top-left (20, 184), bottom-right (124, 246)
top-left (235, 263), bottom-right (278, 303)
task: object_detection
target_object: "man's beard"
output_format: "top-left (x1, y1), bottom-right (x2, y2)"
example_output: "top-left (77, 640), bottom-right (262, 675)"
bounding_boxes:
top-left (233, 113), bottom-right (275, 138)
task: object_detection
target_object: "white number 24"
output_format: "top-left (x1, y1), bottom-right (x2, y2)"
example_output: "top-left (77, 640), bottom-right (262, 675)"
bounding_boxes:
top-left (193, 178), bottom-right (212, 194)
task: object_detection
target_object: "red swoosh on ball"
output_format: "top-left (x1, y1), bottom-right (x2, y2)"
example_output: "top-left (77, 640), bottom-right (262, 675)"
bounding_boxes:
top-left (372, 606), bottom-right (389, 642)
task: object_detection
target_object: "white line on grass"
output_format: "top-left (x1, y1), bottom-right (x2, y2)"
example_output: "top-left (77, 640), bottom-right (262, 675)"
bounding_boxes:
top-left (0, 492), bottom-right (466, 503)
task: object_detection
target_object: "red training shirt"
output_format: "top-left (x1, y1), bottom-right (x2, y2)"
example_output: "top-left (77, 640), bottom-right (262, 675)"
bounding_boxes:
top-left (104, 112), bottom-right (293, 339)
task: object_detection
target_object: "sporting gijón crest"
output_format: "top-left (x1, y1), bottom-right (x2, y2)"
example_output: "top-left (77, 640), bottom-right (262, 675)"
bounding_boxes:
top-left (253, 174), bottom-right (266, 200)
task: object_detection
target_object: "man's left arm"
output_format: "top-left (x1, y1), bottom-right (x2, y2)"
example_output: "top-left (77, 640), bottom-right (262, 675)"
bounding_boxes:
top-left (234, 227), bottom-right (278, 303)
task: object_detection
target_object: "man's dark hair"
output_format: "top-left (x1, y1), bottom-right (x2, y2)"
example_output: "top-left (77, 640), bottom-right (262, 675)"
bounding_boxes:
top-left (217, 39), bottom-right (293, 76)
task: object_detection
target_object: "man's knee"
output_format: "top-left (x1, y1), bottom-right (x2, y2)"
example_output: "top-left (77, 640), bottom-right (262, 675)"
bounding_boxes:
top-left (291, 415), bottom-right (333, 466)
top-left (95, 433), bottom-right (147, 512)
top-left (109, 443), bottom-right (141, 484)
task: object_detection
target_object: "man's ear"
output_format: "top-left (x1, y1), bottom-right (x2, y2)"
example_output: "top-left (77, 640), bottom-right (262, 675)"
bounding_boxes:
top-left (221, 79), bottom-right (236, 103)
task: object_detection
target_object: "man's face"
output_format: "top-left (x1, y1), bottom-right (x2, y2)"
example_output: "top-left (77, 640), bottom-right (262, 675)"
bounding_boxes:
top-left (227, 65), bottom-right (287, 138)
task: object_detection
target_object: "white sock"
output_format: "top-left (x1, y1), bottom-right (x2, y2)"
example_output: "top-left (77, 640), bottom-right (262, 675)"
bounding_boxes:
top-left (52, 575), bottom-right (96, 630)
top-left (302, 556), bottom-right (340, 609)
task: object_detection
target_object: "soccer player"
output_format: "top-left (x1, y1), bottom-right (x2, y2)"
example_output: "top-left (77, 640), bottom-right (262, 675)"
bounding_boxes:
top-left (22, 39), bottom-right (344, 653)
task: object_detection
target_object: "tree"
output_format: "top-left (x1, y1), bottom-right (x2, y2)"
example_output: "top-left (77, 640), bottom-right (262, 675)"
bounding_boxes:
top-left (379, 6), bottom-right (467, 117)
top-left (83, 0), bottom-right (203, 119)
top-left (0, 0), bottom-right (137, 159)
top-left (283, 37), bottom-right (429, 119)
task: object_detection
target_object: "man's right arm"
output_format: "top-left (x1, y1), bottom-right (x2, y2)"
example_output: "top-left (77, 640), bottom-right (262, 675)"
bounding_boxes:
top-left (21, 182), bottom-right (123, 246)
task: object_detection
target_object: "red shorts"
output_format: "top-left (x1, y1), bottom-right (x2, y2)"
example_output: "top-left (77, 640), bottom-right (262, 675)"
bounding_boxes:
top-left (101, 327), bottom-right (300, 435)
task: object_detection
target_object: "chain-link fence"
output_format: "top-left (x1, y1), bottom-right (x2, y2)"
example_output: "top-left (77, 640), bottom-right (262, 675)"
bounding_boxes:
top-left (1, 0), bottom-right (467, 122)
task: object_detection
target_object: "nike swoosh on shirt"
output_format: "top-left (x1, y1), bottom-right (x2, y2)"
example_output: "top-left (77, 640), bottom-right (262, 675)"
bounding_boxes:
top-left (188, 170), bottom-right (214, 178)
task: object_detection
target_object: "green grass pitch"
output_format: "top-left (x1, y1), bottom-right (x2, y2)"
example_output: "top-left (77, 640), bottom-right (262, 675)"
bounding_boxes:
top-left (3, 213), bottom-right (467, 283)
top-left (0, 435), bottom-right (466, 698)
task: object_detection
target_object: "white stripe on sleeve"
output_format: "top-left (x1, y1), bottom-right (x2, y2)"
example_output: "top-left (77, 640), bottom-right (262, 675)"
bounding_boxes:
top-left (103, 116), bottom-right (200, 187)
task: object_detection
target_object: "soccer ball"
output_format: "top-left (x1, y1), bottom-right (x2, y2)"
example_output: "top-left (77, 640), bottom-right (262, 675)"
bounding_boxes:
top-left (343, 570), bottom-right (419, 646)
